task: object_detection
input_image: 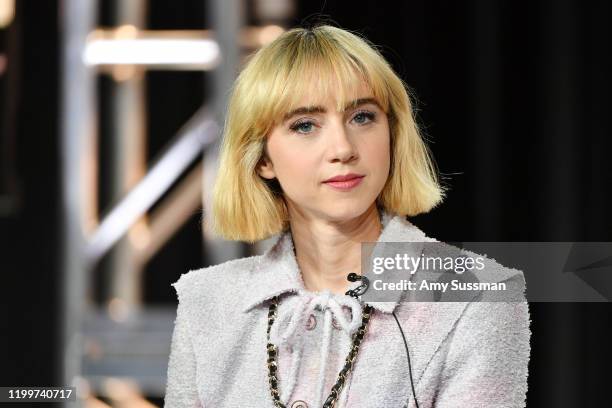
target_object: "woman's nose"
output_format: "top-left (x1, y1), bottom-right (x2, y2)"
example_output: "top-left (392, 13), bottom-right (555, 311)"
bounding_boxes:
top-left (326, 123), bottom-right (358, 163)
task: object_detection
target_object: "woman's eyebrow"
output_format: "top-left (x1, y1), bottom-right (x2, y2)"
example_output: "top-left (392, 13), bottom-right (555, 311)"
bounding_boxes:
top-left (344, 97), bottom-right (379, 110)
top-left (282, 97), bottom-right (379, 122)
top-left (282, 105), bottom-right (326, 122)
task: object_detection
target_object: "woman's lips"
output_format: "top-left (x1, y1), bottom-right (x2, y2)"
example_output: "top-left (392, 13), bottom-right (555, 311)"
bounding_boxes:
top-left (323, 176), bottom-right (365, 191)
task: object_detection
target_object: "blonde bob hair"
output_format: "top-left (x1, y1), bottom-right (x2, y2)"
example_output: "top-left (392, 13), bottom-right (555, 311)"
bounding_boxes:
top-left (211, 24), bottom-right (445, 243)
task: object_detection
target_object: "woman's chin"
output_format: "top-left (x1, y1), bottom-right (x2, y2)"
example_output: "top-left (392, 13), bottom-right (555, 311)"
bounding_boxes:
top-left (318, 203), bottom-right (375, 222)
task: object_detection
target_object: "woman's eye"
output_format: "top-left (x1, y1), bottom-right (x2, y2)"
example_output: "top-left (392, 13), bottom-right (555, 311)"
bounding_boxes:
top-left (289, 120), bottom-right (315, 134)
top-left (352, 111), bottom-right (376, 125)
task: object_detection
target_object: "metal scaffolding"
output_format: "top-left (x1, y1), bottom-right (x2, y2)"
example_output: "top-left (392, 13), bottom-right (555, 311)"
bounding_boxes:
top-left (59, 0), bottom-right (294, 405)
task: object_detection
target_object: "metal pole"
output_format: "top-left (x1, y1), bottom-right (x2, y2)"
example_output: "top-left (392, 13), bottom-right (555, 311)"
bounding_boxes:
top-left (109, 0), bottom-right (148, 317)
top-left (202, 0), bottom-right (246, 263)
top-left (59, 0), bottom-right (98, 406)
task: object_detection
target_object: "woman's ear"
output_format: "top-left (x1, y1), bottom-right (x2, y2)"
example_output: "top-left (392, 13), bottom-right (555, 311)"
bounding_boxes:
top-left (257, 154), bottom-right (276, 180)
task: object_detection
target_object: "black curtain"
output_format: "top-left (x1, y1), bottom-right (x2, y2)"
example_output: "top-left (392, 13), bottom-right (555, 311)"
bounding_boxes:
top-left (293, 1), bottom-right (612, 406)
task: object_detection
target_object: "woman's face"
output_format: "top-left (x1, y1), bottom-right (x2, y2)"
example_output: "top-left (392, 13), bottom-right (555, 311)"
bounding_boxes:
top-left (257, 79), bottom-right (391, 223)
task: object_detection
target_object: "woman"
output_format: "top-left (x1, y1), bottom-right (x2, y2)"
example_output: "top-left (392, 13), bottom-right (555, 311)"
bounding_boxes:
top-left (164, 25), bottom-right (531, 408)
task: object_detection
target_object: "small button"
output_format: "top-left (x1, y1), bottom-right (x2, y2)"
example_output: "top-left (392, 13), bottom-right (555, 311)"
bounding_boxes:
top-left (305, 314), bottom-right (316, 330)
top-left (290, 400), bottom-right (308, 408)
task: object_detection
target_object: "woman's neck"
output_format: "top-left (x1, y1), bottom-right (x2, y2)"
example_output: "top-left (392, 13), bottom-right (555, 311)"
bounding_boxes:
top-left (288, 204), bottom-right (383, 295)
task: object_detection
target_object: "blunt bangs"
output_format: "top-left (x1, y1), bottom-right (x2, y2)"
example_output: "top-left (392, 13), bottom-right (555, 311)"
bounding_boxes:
top-left (250, 27), bottom-right (393, 138)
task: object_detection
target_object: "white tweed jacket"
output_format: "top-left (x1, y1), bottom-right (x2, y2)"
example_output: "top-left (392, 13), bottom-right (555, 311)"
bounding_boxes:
top-left (164, 211), bottom-right (531, 407)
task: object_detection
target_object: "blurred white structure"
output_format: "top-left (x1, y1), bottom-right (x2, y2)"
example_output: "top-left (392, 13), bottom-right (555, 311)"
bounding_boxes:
top-left (59, 0), bottom-right (293, 406)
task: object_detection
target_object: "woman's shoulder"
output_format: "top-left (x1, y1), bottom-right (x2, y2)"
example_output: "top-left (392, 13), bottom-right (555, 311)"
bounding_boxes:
top-left (171, 254), bottom-right (262, 305)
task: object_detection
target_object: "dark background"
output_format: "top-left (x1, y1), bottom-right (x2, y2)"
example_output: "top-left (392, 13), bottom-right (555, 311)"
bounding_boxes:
top-left (0, 0), bottom-right (610, 406)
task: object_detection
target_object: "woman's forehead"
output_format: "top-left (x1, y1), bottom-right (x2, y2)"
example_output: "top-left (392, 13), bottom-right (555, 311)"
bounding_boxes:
top-left (265, 62), bottom-right (389, 128)
top-left (285, 78), bottom-right (376, 112)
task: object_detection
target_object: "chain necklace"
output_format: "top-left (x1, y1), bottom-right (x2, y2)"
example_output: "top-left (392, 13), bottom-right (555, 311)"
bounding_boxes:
top-left (266, 295), bottom-right (373, 408)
